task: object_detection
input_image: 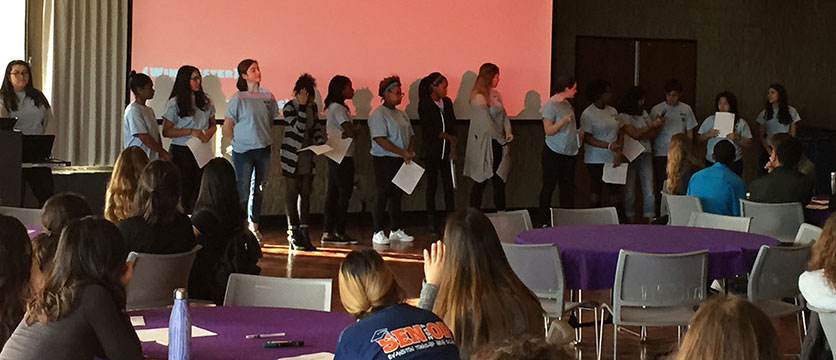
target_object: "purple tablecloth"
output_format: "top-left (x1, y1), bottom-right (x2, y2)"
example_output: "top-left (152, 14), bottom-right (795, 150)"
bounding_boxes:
top-left (805, 196), bottom-right (831, 228)
top-left (130, 306), bottom-right (354, 360)
top-left (515, 224), bottom-right (778, 290)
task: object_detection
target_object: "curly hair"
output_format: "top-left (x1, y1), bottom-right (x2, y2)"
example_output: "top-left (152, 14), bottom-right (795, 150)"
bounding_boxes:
top-left (809, 213), bottom-right (836, 289)
top-left (666, 133), bottom-right (703, 194)
top-left (378, 75), bottom-right (401, 98)
top-left (104, 146), bottom-right (149, 223)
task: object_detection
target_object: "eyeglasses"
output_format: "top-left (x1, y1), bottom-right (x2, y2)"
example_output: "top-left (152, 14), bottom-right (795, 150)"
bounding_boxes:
top-left (388, 90), bottom-right (405, 97)
top-left (10, 71), bottom-right (29, 76)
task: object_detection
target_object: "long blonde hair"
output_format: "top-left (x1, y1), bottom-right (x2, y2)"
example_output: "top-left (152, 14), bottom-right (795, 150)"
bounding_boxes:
top-left (104, 146), bottom-right (149, 223)
top-left (665, 133), bottom-right (702, 194)
top-left (674, 295), bottom-right (780, 360)
top-left (809, 212), bottom-right (836, 289)
top-left (434, 208), bottom-right (544, 358)
top-left (469, 63), bottom-right (499, 103)
top-left (338, 249), bottom-right (400, 319)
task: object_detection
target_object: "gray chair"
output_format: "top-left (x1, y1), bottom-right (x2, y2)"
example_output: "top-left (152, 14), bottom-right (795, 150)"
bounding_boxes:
top-left (794, 223), bottom-right (823, 245)
top-left (687, 212), bottom-right (752, 232)
top-left (501, 243), bottom-right (599, 353)
top-left (740, 199), bottom-right (804, 243)
top-left (485, 210), bottom-right (532, 244)
top-left (808, 305), bottom-right (836, 360)
top-left (748, 244), bottom-right (812, 345)
top-left (599, 250), bottom-right (708, 360)
top-left (126, 245), bottom-right (202, 310)
top-left (551, 207), bottom-right (619, 227)
top-left (0, 205), bottom-right (42, 227)
top-left (223, 274), bottom-right (332, 311)
top-left (664, 194), bottom-right (703, 226)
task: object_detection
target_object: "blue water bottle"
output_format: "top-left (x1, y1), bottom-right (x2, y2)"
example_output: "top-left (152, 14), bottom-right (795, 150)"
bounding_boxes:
top-left (169, 288), bottom-right (191, 360)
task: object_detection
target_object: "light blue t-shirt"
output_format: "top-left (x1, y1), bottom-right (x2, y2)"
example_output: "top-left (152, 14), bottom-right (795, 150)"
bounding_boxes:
top-left (541, 95), bottom-right (578, 156)
top-left (756, 105), bottom-right (800, 143)
top-left (225, 88), bottom-right (279, 153)
top-left (162, 96), bottom-right (215, 146)
top-left (122, 102), bottom-right (161, 160)
top-left (650, 101), bottom-right (698, 157)
top-left (1, 91), bottom-right (46, 135)
top-left (619, 111), bottom-right (652, 154)
top-left (581, 104), bottom-right (621, 164)
top-left (699, 115), bottom-right (752, 162)
top-left (326, 102), bottom-right (355, 157)
top-left (369, 105), bottom-right (414, 158)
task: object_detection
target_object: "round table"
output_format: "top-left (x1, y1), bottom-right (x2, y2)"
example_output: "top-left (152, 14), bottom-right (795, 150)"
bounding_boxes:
top-left (514, 224), bottom-right (778, 290)
top-left (130, 306), bottom-right (354, 360)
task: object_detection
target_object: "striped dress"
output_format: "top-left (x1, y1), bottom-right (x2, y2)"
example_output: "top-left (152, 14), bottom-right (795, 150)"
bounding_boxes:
top-left (280, 99), bottom-right (325, 176)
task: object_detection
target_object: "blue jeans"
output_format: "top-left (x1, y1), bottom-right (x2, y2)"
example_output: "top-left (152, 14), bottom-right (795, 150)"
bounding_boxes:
top-left (625, 152), bottom-right (655, 217)
top-left (232, 146), bottom-right (271, 224)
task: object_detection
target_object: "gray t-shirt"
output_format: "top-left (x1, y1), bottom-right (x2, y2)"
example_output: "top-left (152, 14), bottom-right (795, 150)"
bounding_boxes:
top-left (326, 102), bottom-right (355, 157)
top-left (650, 101), bottom-right (698, 157)
top-left (0, 92), bottom-right (47, 135)
top-left (368, 105), bottom-right (413, 158)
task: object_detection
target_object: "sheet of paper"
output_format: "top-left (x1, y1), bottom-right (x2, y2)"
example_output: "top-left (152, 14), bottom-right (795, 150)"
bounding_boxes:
top-left (450, 160), bottom-right (457, 190)
top-left (622, 136), bottom-right (646, 162)
top-left (323, 127), bottom-right (352, 164)
top-left (391, 161), bottom-right (425, 195)
top-left (278, 353), bottom-right (335, 360)
top-left (714, 112), bottom-right (735, 138)
top-left (136, 326), bottom-right (217, 345)
top-left (130, 316), bottom-right (145, 327)
top-left (300, 144), bottom-right (333, 155)
top-left (602, 163), bottom-right (629, 185)
top-left (496, 146), bottom-right (511, 182)
top-left (186, 137), bottom-right (215, 168)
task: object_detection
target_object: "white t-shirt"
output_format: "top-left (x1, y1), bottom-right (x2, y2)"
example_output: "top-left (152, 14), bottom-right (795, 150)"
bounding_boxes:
top-left (162, 96), bottom-right (216, 146)
top-left (122, 102), bottom-right (161, 160)
top-left (619, 111), bottom-right (652, 154)
top-left (326, 102), bottom-right (355, 157)
top-left (698, 115), bottom-right (752, 162)
top-left (800, 269), bottom-right (836, 311)
top-left (756, 105), bottom-right (801, 143)
top-left (650, 101), bottom-right (698, 157)
top-left (1, 91), bottom-right (47, 135)
top-left (581, 104), bottom-right (621, 164)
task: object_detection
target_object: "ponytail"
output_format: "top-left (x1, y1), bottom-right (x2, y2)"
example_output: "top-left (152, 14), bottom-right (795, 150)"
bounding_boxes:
top-left (236, 59), bottom-right (257, 92)
top-left (338, 249), bottom-right (401, 319)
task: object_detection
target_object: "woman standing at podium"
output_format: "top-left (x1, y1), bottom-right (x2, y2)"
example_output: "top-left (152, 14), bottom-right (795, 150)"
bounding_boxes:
top-left (0, 60), bottom-right (55, 207)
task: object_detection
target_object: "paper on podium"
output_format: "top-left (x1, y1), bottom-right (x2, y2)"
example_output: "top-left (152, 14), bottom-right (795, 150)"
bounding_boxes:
top-left (135, 326), bottom-right (217, 346)
top-left (323, 128), bottom-right (352, 164)
top-left (186, 137), bottom-right (215, 168)
top-left (300, 144), bottom-right (333, 155)
top-left (278, 353), bottom-right (335, 360)
top-left (392, 161), bottom-right (425, 195)
top-left (602, 163), bottom-right (629, 185)
top-left (714, 112), bottom-right (735, 137)
top-left (622, 136), bottom-right (646, 162)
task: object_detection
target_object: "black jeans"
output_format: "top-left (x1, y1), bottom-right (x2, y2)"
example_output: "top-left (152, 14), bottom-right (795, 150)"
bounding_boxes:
top-left (22, 167), bottom-right (54, 207)
top-left (653, 156), bottom-right (668, 216)
top-left (170, 144), bottom-right (202, 214)
top-left (538, 147), bottom-right (576, 221)
top-left (469, 140), bottom-right (506, 211)
top-left (323, 157), bottom-right (355, 234)
top-left (372, 156), bottom-right (405, 233)
top-left (424, 155), bottom-right (454, 215)
top-left (285, 174), bottom-right (313, 227)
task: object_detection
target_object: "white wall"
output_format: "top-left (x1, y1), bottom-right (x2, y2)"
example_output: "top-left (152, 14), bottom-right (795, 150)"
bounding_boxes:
top-left (0, 0), bottom-right (26, 69)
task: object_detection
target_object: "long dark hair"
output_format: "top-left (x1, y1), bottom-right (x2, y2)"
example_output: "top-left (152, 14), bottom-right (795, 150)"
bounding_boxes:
top-left (0, 215), bottom-right (31, 343)
top-left (715, 91), bottom-right (740, 123)
top-left (764, 84), bottom-right (792, 125)
top-left (169, 65), bottom-right (209, 118)
top-left (323, 75), bottom-right (351, 109)
top-left (1, 60), bottom-right (50, 112)
top-left (236, 59), bottom-right (257, 92)
top-left (194, 158), bottom-right (246, 229)
top-left (619, 86), bottom-right (646, 116)
top-left (26, 217), bottom-right (128, 324)
top-left (134, 159), bottom-right (182, 225)
top-left (35, 193), bottom-right (93, 272)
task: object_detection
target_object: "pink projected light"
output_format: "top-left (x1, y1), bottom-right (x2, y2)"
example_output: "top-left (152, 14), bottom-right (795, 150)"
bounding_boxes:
top-left (131, 0), bottom-right (552, 118)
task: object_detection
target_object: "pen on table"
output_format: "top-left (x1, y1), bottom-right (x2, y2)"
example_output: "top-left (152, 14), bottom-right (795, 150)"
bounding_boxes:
top-left (262, 340), bottom-right (304, 348)
top-left (244, 332), bottom-right (286, 339)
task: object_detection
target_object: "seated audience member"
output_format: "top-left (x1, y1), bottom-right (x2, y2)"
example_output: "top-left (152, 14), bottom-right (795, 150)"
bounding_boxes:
top-left (469, 336), bottom-right (571, 360)
top-left (334, 249), bottom-right (459, 359)
top-left (800, 213), bottom-right (836, 311)
top-left (0, 217), bottom-right (142, 360)
top-left (189, 158), bottom-right (261, 305)
top-left (766, 132), bottom-right (815, 180)
top-left (419, 208), bottom-right (544, 359)
top-left (118, 159), bottom-right (196, 254)
top-left (30, 193), bottom-right (92, 292)
top-left (104, 146), bottom-right (149, 224)
top-left (687, 141), bottom-right (746, 216)
top-left (0, 216), bottom-right (31, 348)
top-left (672, 295), bottom-right (780, 360)
top-left (750, 134), bottom-right (813, 205)
top-left (665, 132), bottom-right (703, 195)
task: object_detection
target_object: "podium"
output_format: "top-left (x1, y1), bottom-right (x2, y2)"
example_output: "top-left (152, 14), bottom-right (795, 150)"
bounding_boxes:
top-left (0, 130), bottom-right (22, 206)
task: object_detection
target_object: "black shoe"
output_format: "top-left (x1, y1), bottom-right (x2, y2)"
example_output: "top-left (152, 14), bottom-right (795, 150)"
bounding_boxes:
top-left (321, 232), bottom-right (350, 245)
top-left (337, 233), bottom-right (358, 244)
top-left (298, 226), bottom-right (317, 251)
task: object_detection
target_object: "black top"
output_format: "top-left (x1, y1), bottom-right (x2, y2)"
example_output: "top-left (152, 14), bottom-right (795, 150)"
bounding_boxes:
top-left (418, 97), bottom-right (457, 160)
top-left (749, 166), bottom-right (814, 205)
top-left (672, 165), bottom-right (700, 195)
top-left (118, 213), bottom-right (196, 254)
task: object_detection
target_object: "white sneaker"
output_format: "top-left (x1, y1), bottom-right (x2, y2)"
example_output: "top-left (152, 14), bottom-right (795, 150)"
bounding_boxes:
top-left (372, 231), bottom-right (390, 245)
top-left (389, 229), bottom-right (414, 242)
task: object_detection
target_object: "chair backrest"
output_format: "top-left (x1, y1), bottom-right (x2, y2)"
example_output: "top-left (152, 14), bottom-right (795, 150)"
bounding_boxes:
top-left (747, 244), bottom-right (813, 303)
top-left (809, 306), bottom-right (836, 360)
top-left (687, 212), bottom-right (752, 232)
top-left (664, 195), bottom-right (703, 226)
top-left (550, 207), bottom-right (619, 227)
top-left (740, 199), bottom-right (804, 243)
top-left (0, 205), bottom-right (42, 227)
top-left (612, 250), bottom-right (707, 320)
top-left (485, 210), bottom-right (532, 244)
top-left (794, 223), bottom-right (823, 245)
top-left (501, 243), bottom-right (565, 305)
top-left (223, 274), bottom-right (332, 311)
top-left (126, 245), bottom-right (202, 310)
top-left (660, 182), bottom-right (671, 217)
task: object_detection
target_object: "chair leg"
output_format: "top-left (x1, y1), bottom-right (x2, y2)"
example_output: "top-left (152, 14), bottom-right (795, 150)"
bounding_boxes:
top-left (544, 316), bottom-right (550, 338)
top-left (598, 308), bottom-right (605, 360)
top-left (613, 322), bottom-right (618, 360)
top-left (593, 308), bottom-right (600, 360)
top-left (677, 326), bottom-right (682, 346)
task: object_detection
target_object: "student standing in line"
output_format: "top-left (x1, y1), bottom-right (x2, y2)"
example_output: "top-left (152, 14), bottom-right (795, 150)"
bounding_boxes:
top-left (464, 63), bottom-right (513, 211)
top-left (162, 65), bottom-right (216, 214)
top-left (697, 91), bottom-right (752, 176)
top-left (755, 84), bottom-right (800, 172)
top-left (223, 59), bottom-right (279, 238)
top-left (618, 86), bottom-right (663, 223)
top-left (538, 76), bottom-right (581, 225)
top-left (650, 79), bottom-right (697, 214)
top-left (122, 71), bottom-right (168, 161)
top-left (280, 74), bottom-right (325, 251)
top-left (0, 60), bottom-right (55, 207)
top-left (368, 75), bottom-right (415, 246)
top-left (418, 72), bottom-right (457, 236)
top-left (322, 75), bottom-right (358, 245)
top-left (581, 79), bottom-right (624, 209)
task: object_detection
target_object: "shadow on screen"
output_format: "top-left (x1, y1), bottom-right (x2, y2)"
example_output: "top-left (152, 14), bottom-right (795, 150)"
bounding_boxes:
top-left (404, 78), bottom-right (421, 119)
top-left (353, 88), bottom-right (373, 119)
top-left (453, 71), bottom-right (477, 120)
top-left (515, 90), bottom-right (542, 119)
top-left (202, 75), bottom-right (226, 117)
top-left (148, 75), bottom-right (174, 116)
